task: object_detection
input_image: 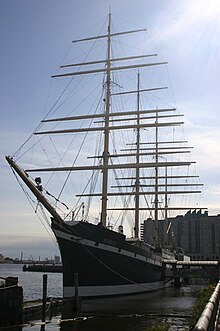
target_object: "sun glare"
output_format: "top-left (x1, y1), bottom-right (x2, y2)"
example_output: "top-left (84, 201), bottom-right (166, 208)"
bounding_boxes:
top-left (186, 0), bottom-right (220, 24)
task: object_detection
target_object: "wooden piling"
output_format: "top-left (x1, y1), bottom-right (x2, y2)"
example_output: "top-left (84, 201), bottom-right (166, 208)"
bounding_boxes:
top-left (0, 277), bottom-right (23, 326)
top-left (41, 274), bottom-right (47, 323)
top-left (74, 272), bottom-right (79, 310)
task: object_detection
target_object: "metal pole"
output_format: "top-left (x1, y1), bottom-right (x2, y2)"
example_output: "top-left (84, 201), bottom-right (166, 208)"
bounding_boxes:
top-left (134, 72), bottom-right (140, 239)
top-left (100, 9), bottom-right (111, 227)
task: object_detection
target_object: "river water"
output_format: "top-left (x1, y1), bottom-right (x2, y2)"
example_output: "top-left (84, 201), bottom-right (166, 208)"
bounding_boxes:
top-left (0, 263), bottom-right (62, 300)
top-left (0, 263), bottom-right (200, 330)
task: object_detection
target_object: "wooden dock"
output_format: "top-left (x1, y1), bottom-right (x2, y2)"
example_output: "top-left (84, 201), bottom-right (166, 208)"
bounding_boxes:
top-left (0, 277), bottom-right (23, 327)
top-left (23, 264), bottom-right (62, 273)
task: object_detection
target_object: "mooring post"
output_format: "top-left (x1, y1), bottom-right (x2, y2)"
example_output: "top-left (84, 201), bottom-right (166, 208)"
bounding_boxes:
top-left (41, 274), bottom-right (48, 323)
top-left (74, 273), bottom-right (79, 310)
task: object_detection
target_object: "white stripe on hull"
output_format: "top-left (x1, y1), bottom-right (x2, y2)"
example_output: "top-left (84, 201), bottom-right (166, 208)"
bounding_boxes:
top-left (54, 229), bottom-right (162, 266)
top-left (63, 280), bottom-right (172, 298)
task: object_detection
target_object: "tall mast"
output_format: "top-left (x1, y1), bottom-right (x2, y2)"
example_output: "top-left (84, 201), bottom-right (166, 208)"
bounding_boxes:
top-left (134, 72), bottom-right (140, 238)
top-left (165, 166), bottom-right (168, 220)
top-left (154, 110), bottom-right (159, 246)
top-left (164, 165), bottom-right (169, 247)
top-left (100, 11), bottom-right (111, 227)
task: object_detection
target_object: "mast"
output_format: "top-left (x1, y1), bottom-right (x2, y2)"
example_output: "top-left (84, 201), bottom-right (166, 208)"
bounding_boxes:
top-left (134, 72), bottom-right (140, 238)
top-left (9, 14), bottom-right (204, 235)
top-left (164, 165), bottom-right (169, 247)
top-left (154, 110), bottom-right (159, 246)
top-left (100, 11), bottom-right (111, 227)
top-left (165, 166), bottom-right (168, 220)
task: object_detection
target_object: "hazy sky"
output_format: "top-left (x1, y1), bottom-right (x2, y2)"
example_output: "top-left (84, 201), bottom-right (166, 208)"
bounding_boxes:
top-left (1, 0), bottom-right (220, 259)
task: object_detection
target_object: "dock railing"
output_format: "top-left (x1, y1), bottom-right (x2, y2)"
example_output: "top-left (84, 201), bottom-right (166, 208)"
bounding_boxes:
top-left (193, 281), bottom-right (220, 331)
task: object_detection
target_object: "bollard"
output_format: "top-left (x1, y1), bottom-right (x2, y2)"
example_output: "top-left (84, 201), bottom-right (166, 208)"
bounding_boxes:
top-left (41, 274), bottom-right (48, 323)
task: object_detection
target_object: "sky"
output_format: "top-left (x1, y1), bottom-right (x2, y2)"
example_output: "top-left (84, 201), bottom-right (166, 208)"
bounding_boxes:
top-left (1, 0), bottom-right (220, 259)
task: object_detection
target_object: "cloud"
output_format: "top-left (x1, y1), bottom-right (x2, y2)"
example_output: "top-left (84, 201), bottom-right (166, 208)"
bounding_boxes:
top-left (0, 234), bottom-right (59, 260)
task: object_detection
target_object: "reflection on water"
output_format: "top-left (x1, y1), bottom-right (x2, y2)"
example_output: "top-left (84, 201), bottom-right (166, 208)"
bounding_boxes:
top-left (22, 286), bottom-right (199, 331)
top-left (80, 286), bottom-right (195, 315)
top-left (60, 287), bottom-right (195, 330)
top-left (60, 315), bottom-right (162, 331)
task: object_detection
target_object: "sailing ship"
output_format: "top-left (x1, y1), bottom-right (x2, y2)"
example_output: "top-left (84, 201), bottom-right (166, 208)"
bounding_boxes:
top-left (6, 13), bottom-right (203, 298)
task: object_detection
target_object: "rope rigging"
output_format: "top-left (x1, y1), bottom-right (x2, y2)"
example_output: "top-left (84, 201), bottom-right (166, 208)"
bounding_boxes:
top-left (10, 167), bottom-right (58, 247)
top-left (45, 190), bottom-right (69, 210)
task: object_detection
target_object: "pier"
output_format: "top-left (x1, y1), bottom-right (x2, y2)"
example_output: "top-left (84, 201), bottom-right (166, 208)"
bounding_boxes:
top-left (163, 260), bottom-right (219, 286)
top-left (23, 264), bottom-right (62, 273)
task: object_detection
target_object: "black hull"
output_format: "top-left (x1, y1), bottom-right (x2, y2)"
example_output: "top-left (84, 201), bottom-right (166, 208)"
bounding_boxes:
top-left (51, 218), bottom-right (171, 297)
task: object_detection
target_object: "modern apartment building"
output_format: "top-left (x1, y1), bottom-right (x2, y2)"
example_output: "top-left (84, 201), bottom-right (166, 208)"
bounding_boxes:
top-left (143, 210), bottom-right (220, 260)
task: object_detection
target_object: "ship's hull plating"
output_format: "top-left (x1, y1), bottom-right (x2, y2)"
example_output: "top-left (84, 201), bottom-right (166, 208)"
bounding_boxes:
top-left (51, 218), bottom-right (171, 298)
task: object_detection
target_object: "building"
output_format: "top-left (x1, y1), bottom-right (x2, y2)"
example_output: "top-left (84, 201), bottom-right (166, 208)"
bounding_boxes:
top-left (0, 254), bottom-right (4, 263)
top-left (54, 255), bottom-right (61, 264)
top-left (143, 210), bottom-right (220, 260)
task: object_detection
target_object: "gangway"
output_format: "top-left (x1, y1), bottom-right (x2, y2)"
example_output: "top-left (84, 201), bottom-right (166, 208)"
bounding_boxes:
top-left (163, 260), bottom-right (219, 285)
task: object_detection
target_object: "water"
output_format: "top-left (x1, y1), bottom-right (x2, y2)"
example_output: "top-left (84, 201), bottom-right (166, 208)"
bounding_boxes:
top-left (0, 263), bottom-right (62, 300)
top-left (78, 287), bottom-right (196, 330)
top-left (0, 263), bottom-right (200, 330)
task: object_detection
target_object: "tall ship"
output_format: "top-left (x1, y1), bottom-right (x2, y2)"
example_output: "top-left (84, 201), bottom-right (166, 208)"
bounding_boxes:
top-left (6, 13), bottom-right (203, 298)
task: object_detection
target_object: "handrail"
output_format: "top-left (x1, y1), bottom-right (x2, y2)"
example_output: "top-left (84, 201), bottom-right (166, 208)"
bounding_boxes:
top-left (193, 281), bottom-right (220, 331)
